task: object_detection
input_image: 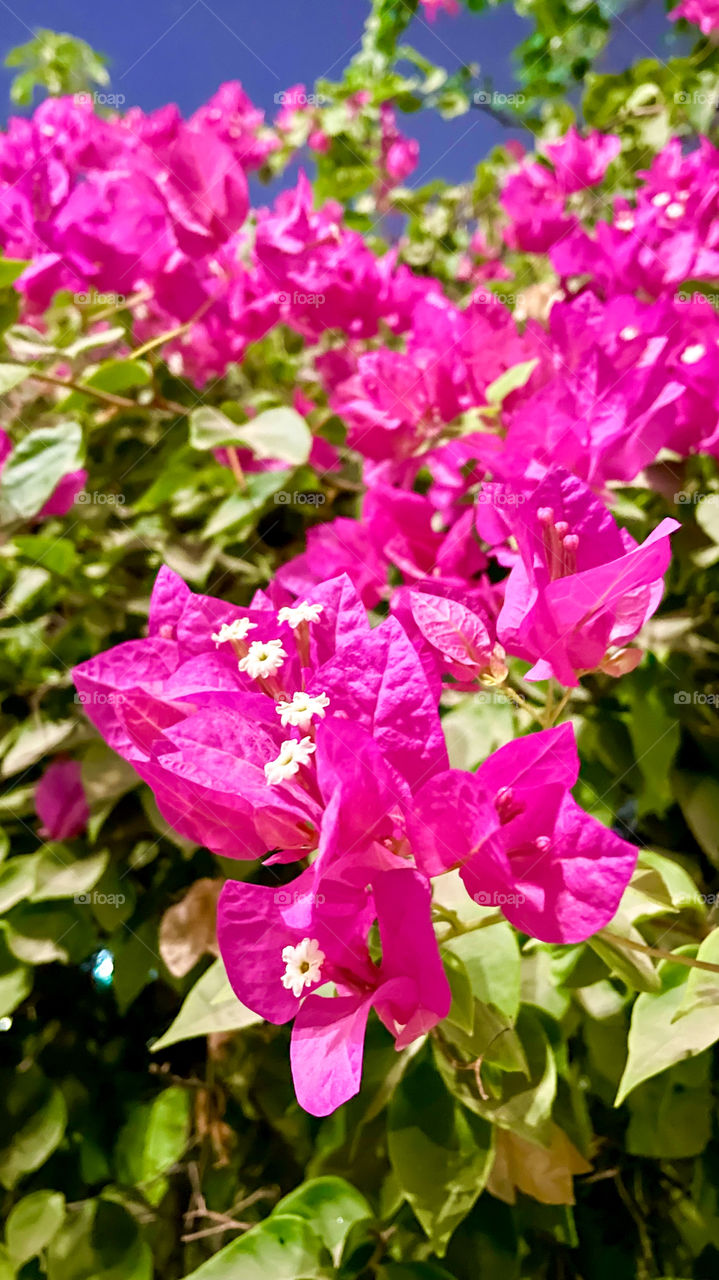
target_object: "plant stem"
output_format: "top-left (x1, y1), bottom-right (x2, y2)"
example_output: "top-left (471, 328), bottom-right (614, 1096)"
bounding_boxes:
top-left (601, 929), bottom-right (719, 974)
top-left (31, 369), bottom-right (138, 409)
top-left (225, 446), bottom-right (248, 490)
top-left (502, 679), bottom-right (544, 725)
top-left (434, 907), bottom-right (504, 935)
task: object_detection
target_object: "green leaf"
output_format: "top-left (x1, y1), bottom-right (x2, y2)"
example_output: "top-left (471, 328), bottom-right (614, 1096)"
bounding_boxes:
top-left (190, 404), bottom-right (312, 466)
top-left (111, 919), bottom-right (159, 1014)
top-left (443, 1009), bottom-right (555, 1144)
top-left (0, 259), bottom-right (29, 287)
top-left (671, 930), bottom-right (719, 1020)
top-left (59, 358), bottom-right (152, 410)
top-left (626, 1056), bottom-right (712, 1159)
top-left (46, 1199), bottom-right (152, 1280)
top-left (83, 357), bottom-right (152, 392)
top-left (202, 469), bottom-right (291, 540)
top-left (673, 771), bottom-right (719, 866)
top-left (274, 1177), bottom-right (373, 1264)
top-left (181, 1215), bottom-right (333, 1280)
top-left (635, 849), bottom-right (702, 913)
top-left (485, 359), bottom-right (539, 406)
top-left (151, 957), bottom-right (262, 1051)
top-left (590, 912), bottom-right (661, 993)
top-left (114, 1086), bottom-right (191, 1204)
top-left (388, 1053), bottom-right (494, 1254)
top-left (0, 1067), bottom-right (67, 1189)
top-left (31, 846), bottom-right (109, 902)
top-left (0, 785), bottom-right (34, 821)
top-left (441, 693), bottom-right (515, 770)
top-left (1, 719), bottom-right (75, 778)
top-left (238, 407), bottom-right (313, 465)
top-left (622, 667), bottom-right (679, 817)
top-left (80, 744), bottom-right (138, 810)
top-left (13, 535), bottom-right (78, 577)
top-left (6, 1190), bottom-right (66, 1265)
top-left (0, 364), bottom-right (30, 395)
top-left (0, 927), bottom-right (32, 1016)
top-left (0, 855), bottom-right (38, 913)
top-left (188, 406), bottom-right (235, 451)
top-left (443, 950), bottom-right (475, 1034)
top-left (444, 922), bottom-right (521, 1022)
top-left (615, 951), bottom-right (719, 1104)
top-left (62, 326), bottom-right (125, 360)
top-left (6, 903), bottom-right (96, 965)
top-left (0, 424), bottom-right (84, 522)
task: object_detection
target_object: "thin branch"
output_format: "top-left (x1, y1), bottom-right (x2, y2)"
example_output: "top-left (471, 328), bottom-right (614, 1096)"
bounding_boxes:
top-left (601, 929), bottom-right (719, 974)
top-left (30, 369), bottom-right (138, 409)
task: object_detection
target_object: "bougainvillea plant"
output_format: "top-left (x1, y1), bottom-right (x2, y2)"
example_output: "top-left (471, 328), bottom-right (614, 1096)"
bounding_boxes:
top-left (3, 2), bottom-right (719, 1277)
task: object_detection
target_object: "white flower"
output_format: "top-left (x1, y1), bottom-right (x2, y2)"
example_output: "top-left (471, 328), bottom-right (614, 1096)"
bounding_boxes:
top-left (276, 691), bottom-right (330, 730)
top-left (281, 937), bottom-right (325, 998)
top-left (212, 618), bottom-right (257, 647)
top-left (651, 191), bottom-right (671, 208)
top-left (238, 638), bottom-right (287, 679)
top-left (665, 202), bottom-right (685, 220)
top-left (264, 736), bottom-right (316, 785)
top-left (615, 213), bottom-right (634, 232)
top-left (277, 601), bottom-right (324, 628)
top-left (619, 326), bottom-right (639, 341)
top-left (680, 343), bottom-right (706, 365)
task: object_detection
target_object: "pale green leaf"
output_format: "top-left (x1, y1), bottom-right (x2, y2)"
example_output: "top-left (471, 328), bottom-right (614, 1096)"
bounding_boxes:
top-left (151, 957), bottom-right (262, 1051)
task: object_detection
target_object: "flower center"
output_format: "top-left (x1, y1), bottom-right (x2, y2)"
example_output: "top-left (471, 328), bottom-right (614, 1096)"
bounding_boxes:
top-left (537, 507), bottom-right (579, 580)
top-left (495, 786), bottom-right (525, 824)
top-left (276, 690), bottom-right (330, 730)
top-left (264, 736), bottom-right (316, 785)
top-left (212, 617), bottom-right (257, 647)
top-left (277, 601), bottom-right (324, 629)
top-left (281, 937), bottom-right (325, 998)
top-left (238, 637), bottom-right (287, 680)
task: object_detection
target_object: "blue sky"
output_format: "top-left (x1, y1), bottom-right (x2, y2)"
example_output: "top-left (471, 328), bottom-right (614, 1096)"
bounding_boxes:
top-left (0, 0), bottom-right (686, 187)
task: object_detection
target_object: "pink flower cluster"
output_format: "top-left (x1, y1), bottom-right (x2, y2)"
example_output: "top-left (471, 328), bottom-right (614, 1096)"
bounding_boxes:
top-left (544, 138), bottom-right (719, 298)
top-left (16, 98), bottom-right (683, 1114)
top-left (73, 495), bottom-right (669, 1111)
top-left (0, 90), bottom-right (433, 387)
